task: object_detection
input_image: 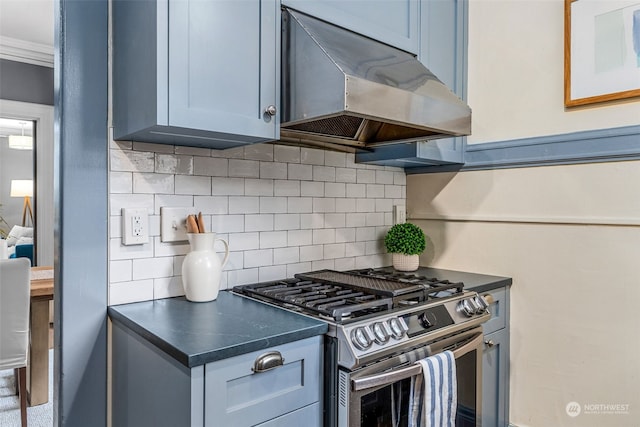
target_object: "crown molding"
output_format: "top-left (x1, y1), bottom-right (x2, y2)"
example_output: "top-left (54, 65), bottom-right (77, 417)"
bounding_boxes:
top-left (0, 36), bottom-right (54, 68)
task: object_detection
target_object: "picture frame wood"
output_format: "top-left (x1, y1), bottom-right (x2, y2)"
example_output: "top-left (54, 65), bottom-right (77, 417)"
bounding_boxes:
top-left (564, 0), bottom-right (640, 107)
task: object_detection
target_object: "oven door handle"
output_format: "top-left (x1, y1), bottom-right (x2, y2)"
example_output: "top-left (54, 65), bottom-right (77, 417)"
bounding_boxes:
top-left (351, 332), bottom-right (484, 392)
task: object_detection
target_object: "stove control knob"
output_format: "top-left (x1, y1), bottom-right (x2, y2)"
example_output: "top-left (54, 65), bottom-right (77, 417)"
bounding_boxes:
top-left (418, 312), bottom-right (433, 328)
top-left (457, 299), bottom-right (476, 317)
top-left (474, 295), bottom-right (489, 314)
top-left (371, 322), bottom-right (390, 344)
top-left (388, 317), bottom-right (408, 340)
top-left (351, 327), bottom-right (373, 350)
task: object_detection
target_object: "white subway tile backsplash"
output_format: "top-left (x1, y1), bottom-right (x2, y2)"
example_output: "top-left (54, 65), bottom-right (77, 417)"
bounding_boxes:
top-left (212, 177), bottom-right (245, 195)
top-left (287, 197), bottom-right (312, 213)
top-left (324, 151), bottom-right (346, 167)
top-left (375, 170), bottom-right (394, 185)
top-left (111, 149), bottom-right (154, 172)
top-left (357, 169), bottom-right (376, 183)
top-left (356, 198), bottom-right (376, 213)
top-left (313, 228), bottom-right (336, 244)
top-left (132, 256), bottom-right (174, 280)
top-left (133, 173), bottom-right (174, 194)
top-left (229, 196), bottom-right (259, 214)
top-left (325, 182), bottom-right (346, 198)
top-left (335, 168), bottom-right (356, 183)
top-left (313, 197), bottom-right (335, 213)
top-left (109, 280), bottom-right (155, 305)
top-left (211, 214), bottom-right (245, 233)
top-left (110, 172), bottom-right (133, 193)
top-left (300, 245), bottom-right (323, 261)
top-left (245, 179), bottom-right (274, 196)
top-left (274, 145), bottom-right (300, 163)
top-left (110, 260), bottom-right (132, 283)
top-left (175, 175), bottom-right (210, 195)
top-left (244, 249), bottom-right (273, 268)
top-left (335, 198), bottom-right (356, 213)
top-left (300, 213), bottom-right (324, 229)
top-left (109, 142), bottom-right (406, 305)
top-left (346, 183), bottom-right (366, 198)
top-left (274, 213), bottom-right (301, 231)
top-left (244, 144), bottom-right (274, 161)
top-left (301, 181), bottom-right (324, 197)
top-left (229, 232), bottom-right (260, 251)
top-left (154, 195), bottom-right (193, 214)
top-left (258, 265), bottom-right (287, 282)
top-left (273, 247), bottom-right (299, 265)
top-left (156, 154), bottom-right (193, 175)
top-left (260, 162), bottom-right (287, 179)
top-left (366, 184), bottom-right (385, 198)
top-left (194, 157), bottom-right (228, 177)
top-left (259, 231), bottom-right (287, 248)
top-left (288, 229), bottom-right (313, 246)
top-left (313, 165), bottom-right (336, 182)
top-left (153, 277), bottom-right (185, 299)
top-left (245, 214), bottom-right (274, 232)
top-left (274, 180), bottom-right (300, 196)
top-left (345, 213), bottom-right (366, 227)
top-left (287, 262), bottom-right (312, 277)
top-left (312, 259), bottom-right (335, 270)
top-left (228, 159), bottom-right (260, 178)
top-left (260, 197), bottom-right (288, 213)
top-left (288, 163), bottom-right (312, 180)
top-left (301, 147), bottom-right (325, 165)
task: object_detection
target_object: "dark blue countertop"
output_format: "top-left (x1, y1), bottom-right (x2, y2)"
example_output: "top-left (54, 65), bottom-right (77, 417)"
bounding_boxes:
top-left (376, 266), bottom-right (512, 294)
top-left (108, 291), bottom-right (328, 368)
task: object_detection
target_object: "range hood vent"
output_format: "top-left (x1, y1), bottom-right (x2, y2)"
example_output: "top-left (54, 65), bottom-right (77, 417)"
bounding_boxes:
top-left (280, 9), bottom-right (471, 152)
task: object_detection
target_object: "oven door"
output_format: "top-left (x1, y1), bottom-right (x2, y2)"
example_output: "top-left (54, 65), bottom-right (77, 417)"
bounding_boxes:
top-left (338, 327), bottom-right (483, 427)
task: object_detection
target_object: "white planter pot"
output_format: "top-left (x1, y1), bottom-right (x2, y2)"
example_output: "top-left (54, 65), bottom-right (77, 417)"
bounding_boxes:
top-left (392, 253), bottom-right (419, 272)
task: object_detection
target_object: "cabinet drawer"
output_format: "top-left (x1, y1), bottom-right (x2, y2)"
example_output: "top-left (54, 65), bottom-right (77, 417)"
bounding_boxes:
top-left (481, 287), bottom-right (507, 335)
top-left (204, 336), bottom-right (322, 427)
top-left (256, 402), bottom-right (321, 427)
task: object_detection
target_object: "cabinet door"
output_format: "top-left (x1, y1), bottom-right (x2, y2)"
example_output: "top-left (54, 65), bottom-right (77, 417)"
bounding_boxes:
top-left (169, 0), bottom-right (279, 142)
top-left (282, 0), bottom-right (419, 54)
top-left (482, 328), bottom-right (509, 427)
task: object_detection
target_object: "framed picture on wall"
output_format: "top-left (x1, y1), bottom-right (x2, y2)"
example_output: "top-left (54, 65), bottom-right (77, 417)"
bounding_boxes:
top-left (564, 0), bottom-right (640, 107)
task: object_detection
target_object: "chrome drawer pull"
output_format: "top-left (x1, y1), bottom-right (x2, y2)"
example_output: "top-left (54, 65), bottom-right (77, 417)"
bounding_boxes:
top-left (252, 351), bottom-right (285, 373)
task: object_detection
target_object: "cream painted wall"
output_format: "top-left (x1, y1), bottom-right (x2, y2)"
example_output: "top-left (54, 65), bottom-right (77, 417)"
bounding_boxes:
top-left (408, 162), bottom-right (640, 427)
top-left (467, 0), bottom-right (640, 144)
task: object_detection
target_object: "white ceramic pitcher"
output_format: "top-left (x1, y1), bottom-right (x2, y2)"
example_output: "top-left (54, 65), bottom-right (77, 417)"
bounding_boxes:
top-left (182, 232), bottom-right (229, 302)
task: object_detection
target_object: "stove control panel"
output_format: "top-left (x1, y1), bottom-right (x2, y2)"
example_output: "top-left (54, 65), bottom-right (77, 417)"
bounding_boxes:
top-left (349, 316), bottom-right (408, 350)
top-left (457, 295), bottom-right (490, 317)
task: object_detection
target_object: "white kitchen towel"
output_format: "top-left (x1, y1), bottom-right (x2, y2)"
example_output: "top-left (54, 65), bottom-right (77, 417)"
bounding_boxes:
top-left (408, 350), bottom-right (457, 427)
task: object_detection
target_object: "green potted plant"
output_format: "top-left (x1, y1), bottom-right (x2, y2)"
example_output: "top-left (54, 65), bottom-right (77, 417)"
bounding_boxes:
top-left (384, 222), bottom-right (426, 271)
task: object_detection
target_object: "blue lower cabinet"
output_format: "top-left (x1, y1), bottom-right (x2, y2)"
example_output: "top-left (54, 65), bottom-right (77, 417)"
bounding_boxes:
top-left (480, 287), bottom-right (511, 427)
top-left (111, 323), bottom-right (322, 427)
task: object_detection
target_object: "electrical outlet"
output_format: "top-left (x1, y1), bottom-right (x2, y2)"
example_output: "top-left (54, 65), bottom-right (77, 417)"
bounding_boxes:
top-left (122, 208), bottom-right (149, 245)
top-left (393, 205), bottom-right (406, 224)
top-left (160, 207), bottom-right (192, 242)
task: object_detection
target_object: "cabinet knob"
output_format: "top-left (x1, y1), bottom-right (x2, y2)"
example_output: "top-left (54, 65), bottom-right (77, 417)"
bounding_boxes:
top-left (264, 105), bottom-right (277, 116)
top-left (484, 340), bottom-right (495, 348)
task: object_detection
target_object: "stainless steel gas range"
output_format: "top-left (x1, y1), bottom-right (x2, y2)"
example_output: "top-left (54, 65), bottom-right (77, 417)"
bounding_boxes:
top-left (234, 267), bottom-right (491, 427)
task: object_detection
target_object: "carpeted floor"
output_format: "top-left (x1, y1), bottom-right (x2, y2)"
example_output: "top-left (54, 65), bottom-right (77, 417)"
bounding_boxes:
top-left (0, 350), bottom-right (53, 426)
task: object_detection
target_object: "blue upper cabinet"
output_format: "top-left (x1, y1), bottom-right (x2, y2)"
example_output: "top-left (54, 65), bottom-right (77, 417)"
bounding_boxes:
top-left (281, 0), bottom-right (419, 54)
top-left (113, 0), bottom-right (280, 149)
top-left (357, 0), bottom-right (469, 168)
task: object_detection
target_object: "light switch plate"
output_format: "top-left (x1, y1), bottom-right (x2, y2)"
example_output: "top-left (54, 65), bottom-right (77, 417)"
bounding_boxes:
top-left (122, 208), bottom-right (149, 245)
top-left (160, 207), bottom-right (192, 242)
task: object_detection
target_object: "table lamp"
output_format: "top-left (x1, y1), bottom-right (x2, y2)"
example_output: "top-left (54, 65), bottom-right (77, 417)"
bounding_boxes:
top-left (10, 180), bottom-right (34, 227)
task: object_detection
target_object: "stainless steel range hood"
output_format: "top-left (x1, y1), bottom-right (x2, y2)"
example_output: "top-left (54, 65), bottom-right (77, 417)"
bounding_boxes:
top-left (280, 9), bottom-right (471, 152)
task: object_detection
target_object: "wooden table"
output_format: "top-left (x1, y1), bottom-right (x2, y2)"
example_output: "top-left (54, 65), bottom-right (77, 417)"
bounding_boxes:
top-left (28, 266), bottom-right (54, 406)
